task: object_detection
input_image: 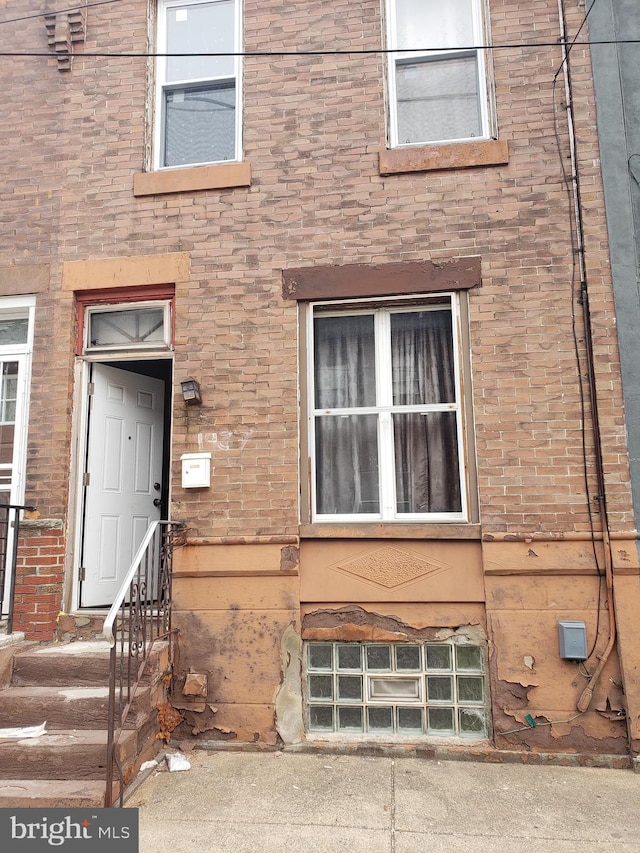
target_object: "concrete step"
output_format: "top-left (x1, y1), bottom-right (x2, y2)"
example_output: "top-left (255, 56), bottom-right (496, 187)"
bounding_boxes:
top-left (0, 637), bottom-right (170, 804)
top-left (0, 684), bottom-right (154, 730)
top-left (11, 640), bottom-right (169, 686)
top-left (0, 729), bottom-right (137, 780)
top-left (0, 779), bottom-right (106, 807)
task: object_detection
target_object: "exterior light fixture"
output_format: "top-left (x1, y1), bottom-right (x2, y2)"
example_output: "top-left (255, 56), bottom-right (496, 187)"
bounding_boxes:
top-left (180, 377), bottom-right (202, 405)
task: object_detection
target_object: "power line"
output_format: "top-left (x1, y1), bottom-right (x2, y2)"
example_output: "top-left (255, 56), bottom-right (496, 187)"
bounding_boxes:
top-left (0, 0), bottom-right (122, 27)
top-left (0, 39), bottom-right (638, 60)
top-left (554, 0), bottom-right (600, 83)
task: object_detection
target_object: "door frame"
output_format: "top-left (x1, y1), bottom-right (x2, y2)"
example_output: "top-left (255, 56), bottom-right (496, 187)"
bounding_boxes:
top-left (67, 352), bottom-right (174, 613)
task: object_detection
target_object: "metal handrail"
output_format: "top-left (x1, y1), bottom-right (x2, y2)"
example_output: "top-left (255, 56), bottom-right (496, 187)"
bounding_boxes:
top-left (103, 520), bottom-right (165, 647)
top-left (103, 519), bottom-right (185, 807)
top-left (0, 503), bottom-right (36, 634)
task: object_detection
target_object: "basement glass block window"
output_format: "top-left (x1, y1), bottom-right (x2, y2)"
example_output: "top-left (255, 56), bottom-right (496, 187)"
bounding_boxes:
top-left (306, 641), bottom-right (486, 738)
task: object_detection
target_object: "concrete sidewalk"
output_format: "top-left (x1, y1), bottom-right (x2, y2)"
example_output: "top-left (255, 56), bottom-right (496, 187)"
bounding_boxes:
top-left (128, 749), bottom-right (640, 853)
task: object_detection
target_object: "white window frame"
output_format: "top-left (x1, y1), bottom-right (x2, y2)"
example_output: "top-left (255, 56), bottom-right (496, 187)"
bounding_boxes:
top-left (84, 300), bottom-right (173, 354)
top-left (386, 0), bottom-right (490, 148)
top-left (307, 293), bottom-right (468, 524)
top-left (154, 0), bottom-right (243, 169)
top-left (0, 296), bottom-right (35, 505)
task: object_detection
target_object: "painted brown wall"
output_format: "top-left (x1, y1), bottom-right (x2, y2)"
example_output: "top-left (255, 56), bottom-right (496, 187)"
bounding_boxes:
top-left (171, 544), bottom-right (299, 742)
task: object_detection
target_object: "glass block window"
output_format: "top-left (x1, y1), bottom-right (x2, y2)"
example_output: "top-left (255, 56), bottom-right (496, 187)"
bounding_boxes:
top-left (306, 641), bottom-right (487, 738)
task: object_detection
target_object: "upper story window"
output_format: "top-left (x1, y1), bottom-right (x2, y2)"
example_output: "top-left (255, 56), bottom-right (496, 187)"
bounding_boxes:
top-left (155, 0), bottom-right (242, 169)
top-left (386, 0), bottom-right (490, 148)
top-left (308, 295), bottom-right (468, 523)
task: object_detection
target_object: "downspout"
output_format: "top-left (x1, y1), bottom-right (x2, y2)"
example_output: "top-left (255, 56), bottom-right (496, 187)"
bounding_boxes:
top-left (555, 0), bottom-right (616, 714)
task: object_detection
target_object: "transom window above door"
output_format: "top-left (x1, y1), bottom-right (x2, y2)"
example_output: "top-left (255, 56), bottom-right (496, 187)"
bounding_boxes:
top-left (84, 302), bottom-right (172, 353)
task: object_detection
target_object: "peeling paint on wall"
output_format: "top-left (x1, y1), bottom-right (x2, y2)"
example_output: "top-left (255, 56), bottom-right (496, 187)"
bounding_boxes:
top-left (302, 605), bottom-right (484, 643)
top-left (274, 624), bottom-right (304, 745)
top-left (280, 546), bottom-right (299, 573)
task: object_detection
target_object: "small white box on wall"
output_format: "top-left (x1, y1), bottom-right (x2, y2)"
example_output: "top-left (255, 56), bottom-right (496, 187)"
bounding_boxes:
top-left (181, 452), bottom-right (211, 488)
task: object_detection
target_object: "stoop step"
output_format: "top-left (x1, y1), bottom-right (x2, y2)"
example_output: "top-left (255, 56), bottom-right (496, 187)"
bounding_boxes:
top-left (0, 779), bottom-right (106, 808)
top-left (0, 729), bottom-right (137, 781)
top-left (11, 640), bottom-right (169, 686)
top-left (11, 641), bottom-right (113, 686)
top-left (0, 639), bottom-right (170, 807)
top-left (0, 684), bottom-right (154, 730)
top-left (0, 685), bottom-right (110, 729)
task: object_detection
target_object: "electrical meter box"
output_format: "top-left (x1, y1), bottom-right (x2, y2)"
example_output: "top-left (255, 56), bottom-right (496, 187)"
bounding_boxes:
top-left (181, 452), bottom-right (211, 488)
top-left (558, 620), bottom-right (588, 661)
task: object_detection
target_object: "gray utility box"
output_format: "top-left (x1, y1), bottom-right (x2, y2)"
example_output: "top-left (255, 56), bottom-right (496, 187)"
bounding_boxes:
top-left (558, 620), bottom-right (588, 661)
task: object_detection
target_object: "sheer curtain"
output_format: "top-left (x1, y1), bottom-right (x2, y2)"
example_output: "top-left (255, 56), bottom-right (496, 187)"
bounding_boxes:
top-left (314, 315), bottom-right (379, 515)
top-left (391, 311), bottom-right (461, 514)
top-left (313, 309), bottom-right (461, 517)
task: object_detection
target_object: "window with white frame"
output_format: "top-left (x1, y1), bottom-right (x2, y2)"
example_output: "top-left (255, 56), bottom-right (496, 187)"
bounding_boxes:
top-left (0, 297), bottom-right (35, 503)
top-left (386, 0), bottom-right (490, 147)
top-left (155, 0), bottom-right (242, 168)
top-left (308, 295), bottom-right (467, 522)
top-left (84, 301), bottom-right (172, 353)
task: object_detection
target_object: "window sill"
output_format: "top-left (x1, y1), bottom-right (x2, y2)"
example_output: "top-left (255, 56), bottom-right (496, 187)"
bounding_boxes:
top-left (300, 523), bottom-right (481, 540)
top-left (133, 161), bottom-right (251, 197)
top-left (378, 139), bottom-right (509, 176)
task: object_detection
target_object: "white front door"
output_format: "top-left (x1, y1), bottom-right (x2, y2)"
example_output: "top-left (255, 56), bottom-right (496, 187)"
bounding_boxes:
top-left (80, 363), bottom-right (165, 608)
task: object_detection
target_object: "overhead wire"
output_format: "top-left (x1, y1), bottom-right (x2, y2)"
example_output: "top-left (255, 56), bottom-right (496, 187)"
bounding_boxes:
top-left (550, 0), bottom-right (605, 664)
top-left (0, 0), bottom-right (121, 28)
top-left (551, 0), bottom-right (618, 716)
top-left (0, 39), bottom-right (638, 59)
top-left (553, 0), bottom-right (600, 83)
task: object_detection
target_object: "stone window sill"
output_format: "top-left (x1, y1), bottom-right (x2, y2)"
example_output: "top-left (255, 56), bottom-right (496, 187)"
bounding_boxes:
top-left (379, 139), bottom-right (509, 176)
top-left (300, 523), bottom-right (481, 540)
top-left (133, 161), bottom-right (251, 197)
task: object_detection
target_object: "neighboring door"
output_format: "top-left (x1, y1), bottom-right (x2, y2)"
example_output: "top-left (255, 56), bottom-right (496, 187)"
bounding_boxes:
top-left (80, 363), bottom-right (164, 608)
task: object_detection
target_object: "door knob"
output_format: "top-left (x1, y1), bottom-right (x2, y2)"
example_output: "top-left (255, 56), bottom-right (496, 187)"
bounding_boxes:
top-left (153, 498), bottom-right (162, 507)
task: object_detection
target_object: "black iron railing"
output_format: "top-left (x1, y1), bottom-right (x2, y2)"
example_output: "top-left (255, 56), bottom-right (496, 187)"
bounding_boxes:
top-left (0, 503), bottom-right (36, 634)
top-left (103, 520), bottom-right (185, 807)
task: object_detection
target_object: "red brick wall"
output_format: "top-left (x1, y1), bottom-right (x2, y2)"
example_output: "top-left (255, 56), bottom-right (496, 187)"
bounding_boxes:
top-left (11, 525), bottom-right (64, 641)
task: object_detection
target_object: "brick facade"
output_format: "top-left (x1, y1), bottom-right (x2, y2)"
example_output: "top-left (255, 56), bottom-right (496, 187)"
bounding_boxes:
top-left (11, 523), bottom-right (65, 641)
top-left (1, 0), bottom-right (638, 758)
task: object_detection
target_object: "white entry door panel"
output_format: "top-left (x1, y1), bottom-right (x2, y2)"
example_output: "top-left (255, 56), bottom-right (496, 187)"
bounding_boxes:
top-left (81, 364), bottom-right (164, 607)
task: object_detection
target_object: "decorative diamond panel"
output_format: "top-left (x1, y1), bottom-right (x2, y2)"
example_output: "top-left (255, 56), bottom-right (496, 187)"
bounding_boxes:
top-left (336, 547), bottom-right (444, 588)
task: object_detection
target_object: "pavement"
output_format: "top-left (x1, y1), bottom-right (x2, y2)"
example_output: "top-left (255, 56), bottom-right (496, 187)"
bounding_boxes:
top-left (127, 748), bottom-right (640, 853)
